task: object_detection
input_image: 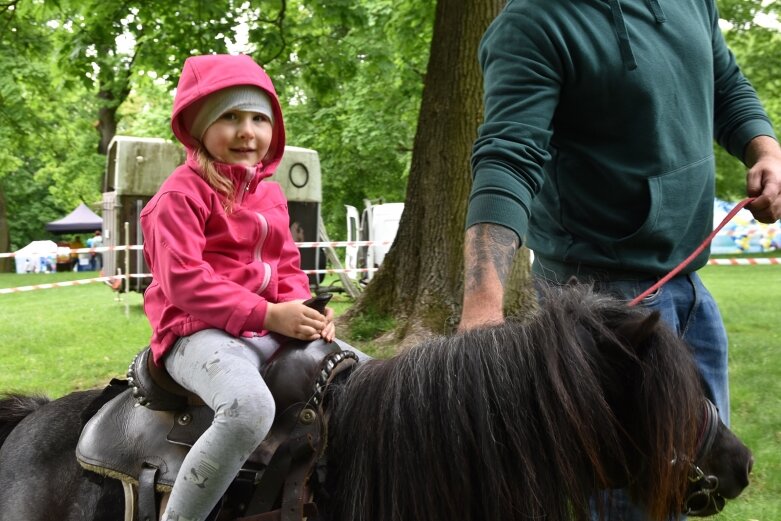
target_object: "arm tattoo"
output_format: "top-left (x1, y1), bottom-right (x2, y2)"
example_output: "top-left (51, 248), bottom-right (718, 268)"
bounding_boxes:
top-left (464, 224), bottom-right (519, 292)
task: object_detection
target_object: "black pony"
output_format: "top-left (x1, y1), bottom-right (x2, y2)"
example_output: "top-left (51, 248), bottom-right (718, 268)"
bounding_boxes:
top-left (0, 285), bottom-right (752, 521)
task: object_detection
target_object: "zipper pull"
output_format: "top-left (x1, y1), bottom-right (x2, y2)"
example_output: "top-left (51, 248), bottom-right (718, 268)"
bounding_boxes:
top-left (245, 166), bottom-right (254, 191)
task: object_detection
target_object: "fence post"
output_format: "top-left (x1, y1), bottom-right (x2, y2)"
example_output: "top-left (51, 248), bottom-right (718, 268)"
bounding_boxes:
top-left (124, 221), bottom-right (130, 294)
top-left (317, 218), bottom-right (360, 299)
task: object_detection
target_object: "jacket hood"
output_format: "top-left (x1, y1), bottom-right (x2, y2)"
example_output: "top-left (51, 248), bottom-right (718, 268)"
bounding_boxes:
top-left (606, 0), bottom-right (667, 70)
top-left (171, 54), bottom-right (286, 174)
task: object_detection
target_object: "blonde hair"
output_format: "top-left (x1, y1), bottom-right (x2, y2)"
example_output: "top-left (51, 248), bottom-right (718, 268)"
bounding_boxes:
top-left (194, 146), bottom-right (236, 213)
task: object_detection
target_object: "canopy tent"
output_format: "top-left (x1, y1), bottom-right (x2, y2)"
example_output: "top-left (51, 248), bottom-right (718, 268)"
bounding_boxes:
top-left (45, 203), bottom-right (102, 233)
top-left (13, 240), bottom-right (59, 273)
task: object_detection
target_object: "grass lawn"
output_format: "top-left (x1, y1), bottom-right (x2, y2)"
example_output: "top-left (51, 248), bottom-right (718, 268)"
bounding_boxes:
top-left (700, 265), bottom-right (781, 521)
top-left (0, 264), bottom-right (779, 519)
top-left (0, 272), bottom-right (151, 396)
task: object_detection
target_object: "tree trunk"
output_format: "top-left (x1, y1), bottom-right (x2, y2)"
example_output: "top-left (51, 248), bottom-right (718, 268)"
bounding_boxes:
top-left (344, 0), bottom-right (513, 349)
top-left (96, 89), bottom-right (119, 155)
top-left (504, 247), bottom-right (536, 321)
top-left (95, 52), bottom-right (134, 155)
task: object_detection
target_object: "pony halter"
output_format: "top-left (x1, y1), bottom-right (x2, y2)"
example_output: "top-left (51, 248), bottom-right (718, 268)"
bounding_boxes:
top-left (683, 399), bottom-right (723, 516)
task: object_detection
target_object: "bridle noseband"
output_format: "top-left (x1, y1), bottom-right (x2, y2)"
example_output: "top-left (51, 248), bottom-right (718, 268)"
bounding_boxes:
top-left (682, 399), bottom-right (723, 516)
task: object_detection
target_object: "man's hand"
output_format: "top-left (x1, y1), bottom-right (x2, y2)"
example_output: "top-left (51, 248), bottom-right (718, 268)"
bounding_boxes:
top-left (745, 135), bottom-right (781, 223)
top-left (458, 223), bottom-right (519, 332)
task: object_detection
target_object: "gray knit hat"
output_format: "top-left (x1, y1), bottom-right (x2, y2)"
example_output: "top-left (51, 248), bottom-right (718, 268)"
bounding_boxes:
top-left (188, 85), bottom-right (274, 140)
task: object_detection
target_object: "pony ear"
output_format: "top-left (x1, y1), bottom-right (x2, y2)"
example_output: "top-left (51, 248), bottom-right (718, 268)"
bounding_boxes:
top-left (615, 310), bottom-right (662, 354)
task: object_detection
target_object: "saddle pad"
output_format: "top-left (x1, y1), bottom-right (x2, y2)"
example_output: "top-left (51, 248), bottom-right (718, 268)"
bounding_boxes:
top-left (76, 388), bottom-right (189, 491)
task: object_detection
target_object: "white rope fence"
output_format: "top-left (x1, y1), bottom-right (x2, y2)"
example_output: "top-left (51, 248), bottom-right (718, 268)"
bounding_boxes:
top-left (2, 242), bottom-right (779, 296)
top-left (0, 276), bottom-right (117, 295)
top-left (0, 240), bottom-right (392, 259)
top-left (0, 241), bottom-right (390, 295)
top-left (706, 257), bottom-right (781, 265)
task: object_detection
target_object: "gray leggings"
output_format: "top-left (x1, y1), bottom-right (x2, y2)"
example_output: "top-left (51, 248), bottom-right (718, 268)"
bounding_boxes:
top-left (160, 329), bottom-right (368, 521)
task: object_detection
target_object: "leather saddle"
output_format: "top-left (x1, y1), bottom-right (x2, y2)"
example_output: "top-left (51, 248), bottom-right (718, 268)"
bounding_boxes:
top-left (75, 338), bottom-right (358, 519)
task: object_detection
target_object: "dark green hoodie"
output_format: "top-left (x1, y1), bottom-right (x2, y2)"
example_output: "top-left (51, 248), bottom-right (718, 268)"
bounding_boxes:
top-left (467, 0), bottom-right (776, 280)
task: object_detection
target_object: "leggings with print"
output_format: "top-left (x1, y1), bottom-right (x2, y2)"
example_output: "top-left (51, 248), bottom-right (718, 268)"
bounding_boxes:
top-left (160, 329), bottom-right (367, 521)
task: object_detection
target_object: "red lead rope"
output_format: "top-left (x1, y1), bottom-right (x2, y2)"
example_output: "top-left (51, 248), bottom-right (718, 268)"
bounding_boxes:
top-left (628, 197), bottom-right (756, 307)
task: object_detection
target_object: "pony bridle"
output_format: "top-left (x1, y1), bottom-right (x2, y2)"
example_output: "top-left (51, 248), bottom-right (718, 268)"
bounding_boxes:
top-left (683, 399), bottom-right (723, 516)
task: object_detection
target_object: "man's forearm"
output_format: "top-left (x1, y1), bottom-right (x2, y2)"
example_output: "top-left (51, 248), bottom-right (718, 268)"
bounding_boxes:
top-left (459, 223), bottom-right (519, 330)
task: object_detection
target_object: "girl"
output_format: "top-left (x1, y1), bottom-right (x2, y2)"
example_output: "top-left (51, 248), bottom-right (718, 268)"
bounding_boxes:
top-left (141, 54), bottom-right (334, 521)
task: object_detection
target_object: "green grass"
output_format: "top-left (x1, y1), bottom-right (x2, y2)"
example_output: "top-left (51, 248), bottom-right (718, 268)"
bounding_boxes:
top-left (0, 272), bottom-right (151, 396)
top-left (0, 265), bottom-right (779, 518)
top-left (700, 264), bottom-right (781, 521)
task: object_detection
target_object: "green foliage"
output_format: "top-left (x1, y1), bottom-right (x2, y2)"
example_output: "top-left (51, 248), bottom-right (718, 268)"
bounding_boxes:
top-left (0, 0), bottom-right (435, 252)
top-left (716, 0), bottom-right (781, 199)
top-left (0, 1), bottom-right (107, 249)
top-left (0, 3), bottom-right (55, 179)
top-left (53, 0), bottom-right (238, 90)
top-left (32, 100), bottom-right (105, 208)
top-left (116, 74), bottom-right (175, 139)
top-left (0, 0), bottom-right (249, 250)
top-left (2, 166), bottom-right (60, 251)
top-left (3, 0), bottom-right (778, 253)
top-left (268, 0), bottom-right (435, 237)
top-left (718, 0), bottom-right (767, 28)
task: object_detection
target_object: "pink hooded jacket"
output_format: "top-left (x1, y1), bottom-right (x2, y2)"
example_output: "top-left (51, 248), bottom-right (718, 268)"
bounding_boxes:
top-left (141, 54), bottom-right (311, 365)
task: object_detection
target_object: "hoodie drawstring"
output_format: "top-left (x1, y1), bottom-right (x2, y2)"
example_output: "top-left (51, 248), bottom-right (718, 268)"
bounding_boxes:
top-left (647, 0), bottom-right (667, 23)
top-left (607, 0), bottom-right (667, 71)
top-left (608, 0), bottom-right (637, 70)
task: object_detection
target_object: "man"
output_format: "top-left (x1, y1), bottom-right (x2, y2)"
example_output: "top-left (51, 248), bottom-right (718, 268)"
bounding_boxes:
top-left (87, 230), bottom-right (103, 271)
top-left (460, 1), bottom-right (781, 519)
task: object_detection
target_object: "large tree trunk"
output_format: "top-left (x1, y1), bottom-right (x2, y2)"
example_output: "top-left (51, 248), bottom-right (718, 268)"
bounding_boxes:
top-left (96, 89), bottom-right (119, 155)
top-left (344, 0), bottom-right (520, 349)
top-left (95, 50), bottom-right (135, 155)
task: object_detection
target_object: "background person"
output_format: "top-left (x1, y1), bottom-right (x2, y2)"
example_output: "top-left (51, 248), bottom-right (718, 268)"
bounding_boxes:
top-left (56, 241), bottom-right (71, 272)
top-left (68, 236), bottom-right (83, 271)
top-left (86, 230), bottom-right (103, 271)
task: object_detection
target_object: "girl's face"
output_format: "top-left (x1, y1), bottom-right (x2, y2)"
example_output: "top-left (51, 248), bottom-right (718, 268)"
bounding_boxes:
top-left (202, 110), bottom-right (273, 167)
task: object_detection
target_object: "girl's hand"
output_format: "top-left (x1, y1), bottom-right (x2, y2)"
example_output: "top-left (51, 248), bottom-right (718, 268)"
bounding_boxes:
top-left (264, 301), bottom-right (327, 341)
top-left (321, 307), bottom-right (336, 343)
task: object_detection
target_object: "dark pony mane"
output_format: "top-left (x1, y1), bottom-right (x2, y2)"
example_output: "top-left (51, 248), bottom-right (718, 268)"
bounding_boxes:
top-left (326, 285), bottom-right (702, 521)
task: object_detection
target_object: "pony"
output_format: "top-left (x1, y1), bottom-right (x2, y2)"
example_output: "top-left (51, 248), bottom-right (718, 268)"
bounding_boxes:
top-left (0, 284), bottom-right (752, 521)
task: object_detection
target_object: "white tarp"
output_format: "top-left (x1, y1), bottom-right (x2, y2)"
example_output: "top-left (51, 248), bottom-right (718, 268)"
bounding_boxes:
top-left (13, 240), bottom-right (58, 274)
top-left (712, 199), bottom-right (781, 254)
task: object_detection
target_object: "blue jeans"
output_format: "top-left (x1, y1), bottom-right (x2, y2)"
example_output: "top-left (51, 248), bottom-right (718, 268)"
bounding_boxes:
top-left (592, 273), bottom-right (730, 425)
top-left (582, 273), bottom-right (729, 521)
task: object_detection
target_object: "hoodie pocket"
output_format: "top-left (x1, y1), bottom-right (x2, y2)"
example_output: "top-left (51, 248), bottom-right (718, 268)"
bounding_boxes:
top-left (611, 156), bottom-right (714, 262)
